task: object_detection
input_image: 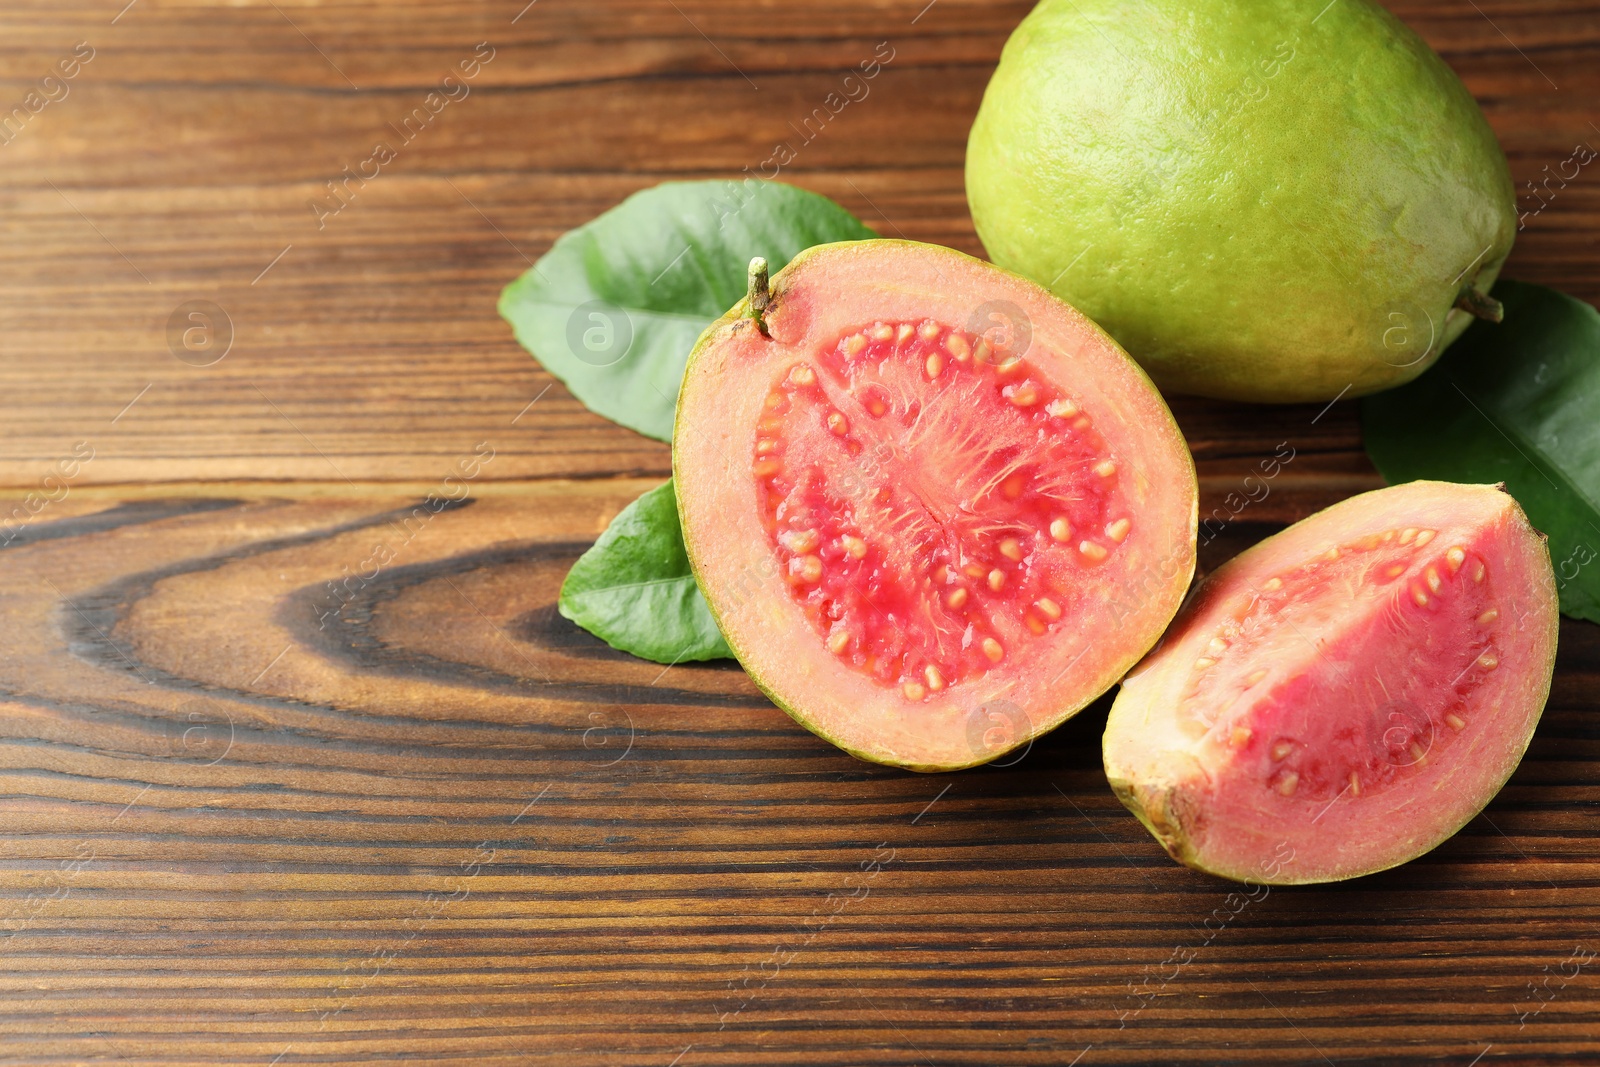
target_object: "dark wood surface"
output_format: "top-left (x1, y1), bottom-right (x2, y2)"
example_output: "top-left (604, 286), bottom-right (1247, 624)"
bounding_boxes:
top-left (1, 1), bottom-right (1598, 1063)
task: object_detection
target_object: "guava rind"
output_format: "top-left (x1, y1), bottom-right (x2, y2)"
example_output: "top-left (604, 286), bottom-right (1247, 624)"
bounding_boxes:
top-left (673, 239), bottom-right (1198, 772)
top-left (966, 0), bottom-right (1516, 403)
top-left (1104, 481), bottom-right (1558, 884)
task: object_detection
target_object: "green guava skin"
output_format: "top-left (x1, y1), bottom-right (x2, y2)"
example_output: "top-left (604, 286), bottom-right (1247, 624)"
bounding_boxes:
top-left (966, 0), bottom-right (1516, 404)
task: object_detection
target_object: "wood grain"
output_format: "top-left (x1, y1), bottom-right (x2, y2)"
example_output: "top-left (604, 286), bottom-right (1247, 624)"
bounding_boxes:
top-left (1, 483), bottom-right (1597, 1065)
top-left (0, 0), bottom-right (1592, 503)
top-left (1, 0), bottom-right (1599, 1062)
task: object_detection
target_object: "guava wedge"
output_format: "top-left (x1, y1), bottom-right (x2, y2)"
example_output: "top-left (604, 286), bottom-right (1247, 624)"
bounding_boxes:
top-left (966, 0), bottom-right (1516, 403)
top-left (674, 239), bottom-right (1198, 771)
top-left (1105, 481), bottom-right (1558, 884)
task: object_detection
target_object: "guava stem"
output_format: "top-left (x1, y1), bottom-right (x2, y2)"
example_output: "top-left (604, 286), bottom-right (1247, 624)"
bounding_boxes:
top-left (1455, 286), bottom-right (1504, 323)
top-left (747, 256), bottom-right (771, 335)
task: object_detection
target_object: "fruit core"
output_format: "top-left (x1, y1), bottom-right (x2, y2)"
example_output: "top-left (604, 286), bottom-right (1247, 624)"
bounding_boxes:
top-left (1182, 527), bottom-right (1504, 802)
top-left (752, 318), bottom-right (1128, 701)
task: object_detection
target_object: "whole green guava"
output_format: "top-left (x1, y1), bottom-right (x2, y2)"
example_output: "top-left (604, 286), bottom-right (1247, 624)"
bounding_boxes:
top-left (966, 0), bottom-right (1516, 403)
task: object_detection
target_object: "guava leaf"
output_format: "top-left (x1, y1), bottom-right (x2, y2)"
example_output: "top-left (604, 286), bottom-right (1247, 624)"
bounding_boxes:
top-left (1363, 280), bottom-right (1600, 623)
top-left (558, 479), bottom-right (731, 663)
top-left (498, 180), bottom-right (877, 442)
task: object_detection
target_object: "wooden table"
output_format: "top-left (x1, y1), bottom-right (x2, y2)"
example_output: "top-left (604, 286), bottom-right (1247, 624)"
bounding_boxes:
top-left (1, 1), bottom-right (1596, 1062)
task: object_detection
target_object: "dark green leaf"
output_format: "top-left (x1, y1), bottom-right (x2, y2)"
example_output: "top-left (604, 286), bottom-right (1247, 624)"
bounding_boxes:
top-left (498, 180), bottom-right (876, 441)
top-left (558, 479), bottom-right (732, 663)
top-left (1363, 280), bottom-right (1600, 622)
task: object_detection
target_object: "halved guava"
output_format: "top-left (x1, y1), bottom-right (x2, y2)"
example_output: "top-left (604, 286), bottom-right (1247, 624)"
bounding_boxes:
top-left (1105, 481), bottom-right (1559, 884)
top-left (673, 239), bottom-right (1198, 771)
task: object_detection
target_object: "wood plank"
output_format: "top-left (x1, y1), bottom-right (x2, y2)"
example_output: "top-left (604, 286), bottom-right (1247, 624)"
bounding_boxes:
top-left (3, 0), bottom-right (1600, 1061)
top-left (0, 482), bottom-right (1596, 1064)
top-left (0, 0), bottom-right (1594, 501)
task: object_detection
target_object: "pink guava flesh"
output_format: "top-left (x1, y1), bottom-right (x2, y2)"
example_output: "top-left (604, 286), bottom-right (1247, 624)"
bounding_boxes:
top-left (676, 240), bottom-right (1197, 771)
top-left (754, 317), bottom-right (1123, 698)
top-left (1104, 481), bottom-right (1558, 884)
